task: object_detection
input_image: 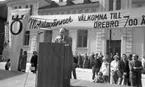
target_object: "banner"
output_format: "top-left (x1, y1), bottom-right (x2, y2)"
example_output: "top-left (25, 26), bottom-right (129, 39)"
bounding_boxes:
top-left (9, 9), bottom-right (29, 71)
top-left (29, 7), bottom-right (145, 30)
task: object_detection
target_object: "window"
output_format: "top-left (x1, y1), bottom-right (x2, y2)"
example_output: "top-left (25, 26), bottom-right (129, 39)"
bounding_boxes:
top-left (30, 5), bottom-right (33, 15)
top-left (77, 30), bottom-right (88, 47)
top-left (116, 0), bottom-right (121, 10)
top-left (23, 31), bottom-right (30, 46)
top-left (109, 0), bottom-right (113, 11)
top-left (109, 0), bottom-right (121, 11)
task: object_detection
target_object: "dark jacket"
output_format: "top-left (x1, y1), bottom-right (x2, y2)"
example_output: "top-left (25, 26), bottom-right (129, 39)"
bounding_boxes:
top-left (77, 55), bottom-right (83, 66)
top-left (129, 60), bottom-right (143, 78)
top-left (83, 57), bottom-right (90, 68)
top-left (73, 56), bottom-right (78, 64)
top-left (118, 60), bottom-right (130, 78)
top-left (89, 55), bottom-right (95, 68)
top-left (30, 55), bottom-right (38, 67)
top-left (92, 59), bottom-right (102, 69)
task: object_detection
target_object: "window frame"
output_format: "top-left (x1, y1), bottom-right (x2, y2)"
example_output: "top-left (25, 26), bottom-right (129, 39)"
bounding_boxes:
top-left (23, 31), bottom-right (30, 46)
top-left (116, 0), bottom-right (121, 10)
top-left (77, 30), bottom-right (88, 48)
top-left (109, 0), bottom-right (114, 11)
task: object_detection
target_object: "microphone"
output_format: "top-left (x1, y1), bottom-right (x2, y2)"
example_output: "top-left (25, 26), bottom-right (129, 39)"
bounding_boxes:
top-left (60, 35), bottom-right (64, 43)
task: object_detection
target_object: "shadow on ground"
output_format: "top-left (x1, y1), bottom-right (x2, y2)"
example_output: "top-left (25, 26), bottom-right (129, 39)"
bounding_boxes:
top-left (0, 69), bottom-right (24, 81)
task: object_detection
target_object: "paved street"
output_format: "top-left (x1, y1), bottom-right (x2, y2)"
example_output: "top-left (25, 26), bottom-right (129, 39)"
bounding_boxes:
top-left (0, 62), bottom-right (145, 87)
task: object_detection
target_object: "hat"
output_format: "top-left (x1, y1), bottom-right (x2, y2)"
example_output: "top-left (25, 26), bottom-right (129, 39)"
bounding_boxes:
top-left (113, 55), bottom-right (119, 59)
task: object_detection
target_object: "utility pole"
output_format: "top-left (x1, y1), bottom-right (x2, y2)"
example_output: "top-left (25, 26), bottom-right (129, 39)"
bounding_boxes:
top-left (108, 28), bottom-right (112, 83)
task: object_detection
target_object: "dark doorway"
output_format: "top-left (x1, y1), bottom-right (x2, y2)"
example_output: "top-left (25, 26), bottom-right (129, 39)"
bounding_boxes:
top-left (106, 40), bottom-right (121, 57)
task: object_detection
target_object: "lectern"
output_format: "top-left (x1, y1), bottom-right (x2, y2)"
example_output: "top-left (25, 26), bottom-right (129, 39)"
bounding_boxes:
top-left (37, 43), bottom-right (73, 87)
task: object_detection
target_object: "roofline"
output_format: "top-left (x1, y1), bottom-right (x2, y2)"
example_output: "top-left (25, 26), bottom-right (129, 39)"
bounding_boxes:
top-left (39, 2), bottom-right (99, 11)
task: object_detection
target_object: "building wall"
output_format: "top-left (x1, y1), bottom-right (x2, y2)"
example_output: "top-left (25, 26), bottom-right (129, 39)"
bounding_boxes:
top-left (38, 0), bottom-right (145, 57)
top-left (132, 27), bottom-right (144, 58)
top-left (7, 0), bottom-right (145, 58)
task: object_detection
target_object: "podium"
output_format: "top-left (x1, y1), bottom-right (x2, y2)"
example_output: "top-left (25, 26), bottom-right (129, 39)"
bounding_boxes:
top-left (37, 43), bottom-right (73, 87)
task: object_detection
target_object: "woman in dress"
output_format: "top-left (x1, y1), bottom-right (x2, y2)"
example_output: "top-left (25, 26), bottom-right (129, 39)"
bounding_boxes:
top-left (20, 51), bottom-right (27, 72)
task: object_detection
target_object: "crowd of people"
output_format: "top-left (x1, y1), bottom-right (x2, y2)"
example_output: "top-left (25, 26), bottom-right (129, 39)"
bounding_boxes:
top-left (73, 52), bottom-right (145, 87)
top-left (4, 48), bottom-right (145, 87)
top-left (3, 27), bottom-right (145, 87)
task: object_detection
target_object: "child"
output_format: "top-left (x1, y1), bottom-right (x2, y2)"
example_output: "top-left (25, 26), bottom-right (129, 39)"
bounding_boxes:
top-left (5, 59), bottom-right (10, 70)
top-left (94, 72), bottom-right (104, 83)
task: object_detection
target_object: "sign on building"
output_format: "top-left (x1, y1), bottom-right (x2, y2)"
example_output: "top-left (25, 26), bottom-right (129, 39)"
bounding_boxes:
top-left (29, 7), bottom-right (145, 30)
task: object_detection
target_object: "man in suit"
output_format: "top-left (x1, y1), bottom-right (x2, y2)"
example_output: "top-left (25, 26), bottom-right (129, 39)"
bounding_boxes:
top-left (55, 28), bottom-right (75, 79)
top-left (55, 28), bottom-right (72, 46)
top-left (129, 54), bottom-right (143, 87)
top-left (92, 53), bottom-right (102, 80)
top-left (118, 54), bottom-right (130, 85)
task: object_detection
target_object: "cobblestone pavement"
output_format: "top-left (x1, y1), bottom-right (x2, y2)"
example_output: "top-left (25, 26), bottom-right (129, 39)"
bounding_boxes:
top-left (0, 62), bottom-right (145, 87)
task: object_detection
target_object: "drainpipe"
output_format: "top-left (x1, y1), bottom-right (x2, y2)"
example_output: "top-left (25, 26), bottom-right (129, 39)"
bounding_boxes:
top-left (108, 28), bottom-right (112, 83)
